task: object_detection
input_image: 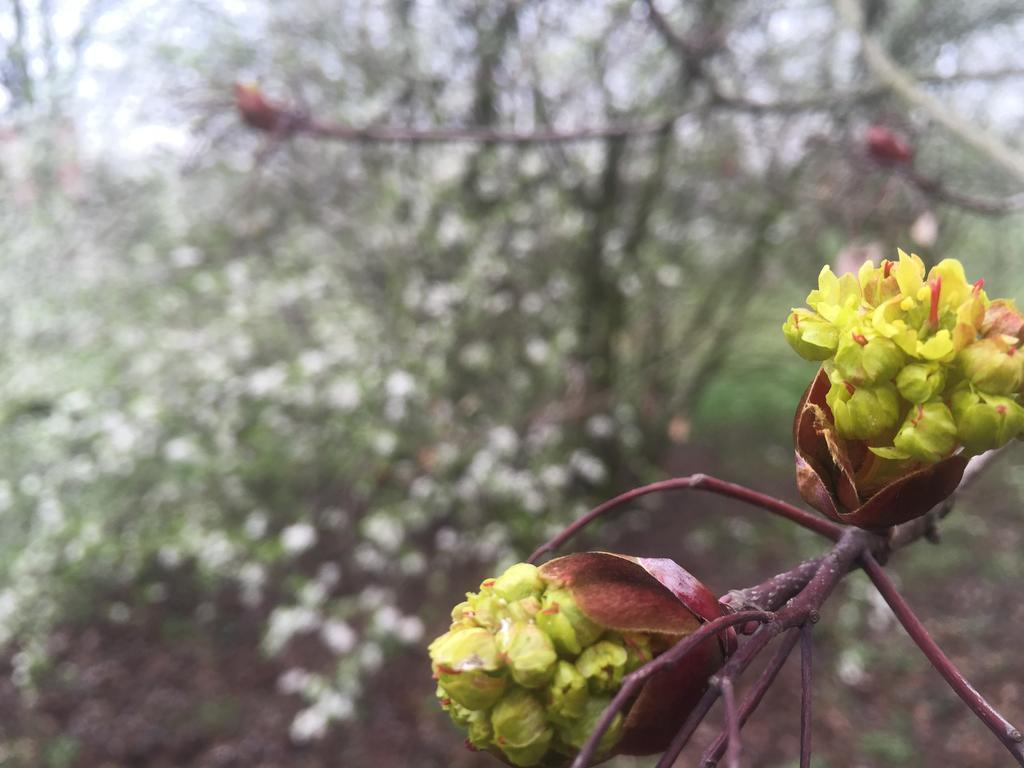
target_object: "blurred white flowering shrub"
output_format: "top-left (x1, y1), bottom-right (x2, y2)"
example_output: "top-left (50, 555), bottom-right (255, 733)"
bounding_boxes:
top-left (0, 131), bottom-right (658, 741)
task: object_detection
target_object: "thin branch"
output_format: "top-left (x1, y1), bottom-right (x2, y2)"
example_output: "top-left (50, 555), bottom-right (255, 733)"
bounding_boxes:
top-left (569, 609), bottom-right (774, 768)
top-left (835, 0), bottom-right (1024, 185)
top-left (305, 115), bottom-right (680, 144)
top-left (800, 625), bottom-right (813, 768)
top-left (656, 527), bottom-right (879, 768)
top-left (721, 556), bottom-right (825, 613)
top-left (899, 168), bottom-right (1024, 217)
top-left (889, 447), bottom-right (1009, 550)
top-left (528, 474), bottom-right (842, 564)
top-left (700, 630), bottom-right (802, 767)
top-left (862, 553), bottom-right (1024, 766)
top-left (713, 66), bottom-right (1024, 115)
top-left (720, 676), bottom-right (741, 768)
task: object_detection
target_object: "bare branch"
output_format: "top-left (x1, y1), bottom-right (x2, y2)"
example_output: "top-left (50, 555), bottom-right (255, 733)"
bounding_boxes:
top-left (528, 474), bottom-right (843, 564)
top-left (233, 83), bottom-right (683, 146)
top-left (568, 610), bottom-right (775, 768)
top-left (835, 0), bottom-right (1024, 185)
top-left (862, 553), bottom-right (1024, 766)
top-left (720, 676), bottom-right (741, 768)
top-left (722, 556), bottom-right (825, 613)
top-left (800, 625), bottom-right (813, 768)
top-left (700, 630), bottom-right (802, 767)
top-left (656, 527), bottom-right (880, 767)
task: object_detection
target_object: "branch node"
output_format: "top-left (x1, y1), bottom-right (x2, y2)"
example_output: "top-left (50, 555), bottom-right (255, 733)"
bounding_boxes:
top-left (1010, 728), bottom-right (1023, 743)
top-left (807, 608), bottom-right (821, 625)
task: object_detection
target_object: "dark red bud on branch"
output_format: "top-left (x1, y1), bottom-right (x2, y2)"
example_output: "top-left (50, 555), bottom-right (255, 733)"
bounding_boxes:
top-left (233, 82), bottom-right (288, 133)
top-left (865, 124), bottom-right (913, 166)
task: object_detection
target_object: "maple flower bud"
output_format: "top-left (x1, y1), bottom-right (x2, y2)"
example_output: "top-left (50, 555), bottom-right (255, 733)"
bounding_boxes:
top-left (497, 621), bottom-right (557, 689)
top-left (493, 563), bottom-right (544, 602)
top-left (951, 388), bottom-right (1024, 455)
top-left (895, 363), bottom-right (945, 404)
top-left (828, 381), bottom-right (900, 441)
top-left (783, 308), bottom-right (839, 361)
top-left (491, 688), bottom-right (554, 767)
top-left (536, 588), bottom-right (603, 657)
top-left (556, 696), bottom-right (624, 756)
top-left (785, 250), bottom-right (1024, 528)
top-left (430, 554), bottom-right (736, 766)
top-left (889, 402), bottom-right (958, 463)
top-left (834, 330), bottom-right (905, 385)
top-left (575, 638), bottom-right (628, 694)
top-left (430, 626), bottom-right (508, 710)
top-left (547, 660), bottom-right (587, 723)
top-left (959, 338), bottom-right (1023, 395)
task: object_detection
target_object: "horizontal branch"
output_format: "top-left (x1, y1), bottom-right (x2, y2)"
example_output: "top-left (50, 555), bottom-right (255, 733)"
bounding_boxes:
top-left (528, 474), bottom-right (842, 564)
top-left (305, 116), bottom-right (676, 145)
top-left (863, 553), bottom-right (1024, 766)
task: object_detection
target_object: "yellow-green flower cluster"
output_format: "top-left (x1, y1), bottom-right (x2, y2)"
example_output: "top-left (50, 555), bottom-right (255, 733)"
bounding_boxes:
top-left (429, 563), bottom-right (658, 767)
top-left (784, 250), bottom-right (1024, 462)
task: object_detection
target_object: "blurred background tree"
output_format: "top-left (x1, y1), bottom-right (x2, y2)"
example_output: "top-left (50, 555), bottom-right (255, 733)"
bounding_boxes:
top-left (0, 1), bottom-right (1022, 766)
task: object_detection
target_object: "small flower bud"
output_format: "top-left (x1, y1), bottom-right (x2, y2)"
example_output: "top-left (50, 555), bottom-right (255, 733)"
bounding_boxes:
top-left (952, 388), bottom-right (1024, 455)
top-left (829, 382), bottom-right (901, 441)
top-left (575, 638), bottom-right (628, 694)
top-left (493, 563), bottom-right (544, 602)
top-left (490, 688), bottom-right (554, 767)
top-left (429, 626), bottom-right (508, 710)
top-left (783, 308), bottom-right (838, 361)
top-left (891, 402), bottom-right (958, 463)
top-left (895, 363), bottom-right (945, 404)
top-left (618, 631), bottom-right (656, 673)
top-left (536, 588), bottom-right (603, 657)
top-left (439, 688), bottom-right (496, 750)
top-left (960, 338), bottom-right (1023, 394)
top-left (981, 299), bottom-right (1024, 341)
top-left (834, 331), bottom-right (905, 384)
top-left (556, 696), bottom-right (624, 757)
top-left (497, 621), bottom-right (557, 689)
top-left (547, 660), bottom-right (588, 723)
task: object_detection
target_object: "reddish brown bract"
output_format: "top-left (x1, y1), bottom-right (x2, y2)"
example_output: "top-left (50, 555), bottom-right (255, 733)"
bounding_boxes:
top-left (793, 368), bottom-right (968, 528)
top-left (537, 552), bottom-right (734, 756)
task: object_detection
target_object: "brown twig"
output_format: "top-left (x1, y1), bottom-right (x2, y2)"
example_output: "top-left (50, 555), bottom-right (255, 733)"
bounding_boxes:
top-left (528, 474), bottom-right (843, 564)
top-left (539, 440), bottom-right (1016, 767)
top-left (304, 116), bottom-right (679, 145)
top-left (654, 527), bottom-right (880, 767)
top-left (799, 624), bottom-right (813, 768)
top-left (862, 553), bottom-right (1024, 766)
top-left (568, 609), bottom-right (775, 768)
top-left (720, 676), bottom-right (741, 768)
top-left (700, 630), bottom-right (802, 767)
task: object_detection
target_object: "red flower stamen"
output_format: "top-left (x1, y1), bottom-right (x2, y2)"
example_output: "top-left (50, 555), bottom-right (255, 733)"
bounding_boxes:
top-left (852, 332), bottom-right (868, 346)
top-left (928, 276), bottom-right (942, 329)
top-left (996, 404), bottom-right (1008, 415)
top-left (973, 278), bottom-right (985, 296)
top-left (883, 260), bottom-right (893, 278)
top-left (844, 381), bottom-right (855, 395)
